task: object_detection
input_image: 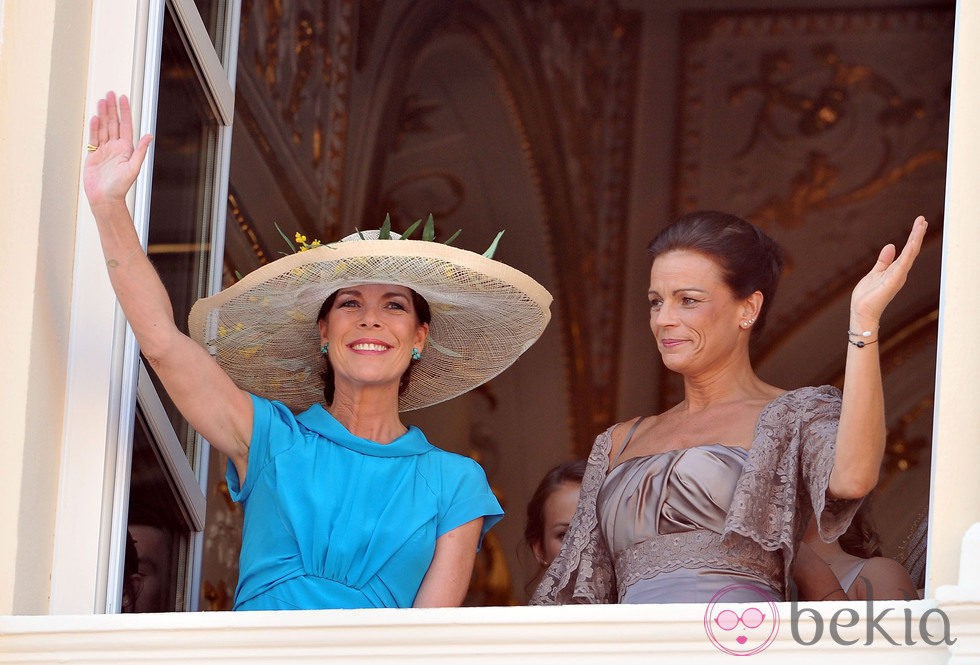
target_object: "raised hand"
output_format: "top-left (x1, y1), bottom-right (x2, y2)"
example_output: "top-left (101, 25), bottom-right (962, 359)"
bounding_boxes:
top-left (849, 216), bottom-right (928, 329)
top-left (83, 91), bottom-right (153, 208)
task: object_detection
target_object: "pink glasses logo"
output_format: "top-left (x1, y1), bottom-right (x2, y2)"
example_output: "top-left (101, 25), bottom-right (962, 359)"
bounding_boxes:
top-left (704, 584), bottom-right (781, 656)
top-left (714, 607), bottom-right (767, 631)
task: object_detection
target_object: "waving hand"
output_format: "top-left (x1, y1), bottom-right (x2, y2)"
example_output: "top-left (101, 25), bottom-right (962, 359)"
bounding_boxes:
top-left (850, 216), bottom-right (928, 328)
top-left (83, 91), bottom-right (153, 208)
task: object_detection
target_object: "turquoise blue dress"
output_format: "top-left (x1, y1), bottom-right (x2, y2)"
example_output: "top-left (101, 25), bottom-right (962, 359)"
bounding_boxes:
top-left (228, 394), bottom-right (504, 610)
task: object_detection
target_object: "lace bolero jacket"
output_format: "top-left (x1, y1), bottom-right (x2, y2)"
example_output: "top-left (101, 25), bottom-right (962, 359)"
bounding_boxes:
top-left (529, 385), bottom-right (861, 605)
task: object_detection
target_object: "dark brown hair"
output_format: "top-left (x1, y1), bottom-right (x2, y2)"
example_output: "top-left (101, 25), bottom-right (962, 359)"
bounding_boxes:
top-left (647, 211), bottom-right (785, 335)
top-left (524, 460), bottom-right (587, 553)
top-left (316, 288), bottom-right (432, 406)
top-left (838, 500), bottom-right (884, 560)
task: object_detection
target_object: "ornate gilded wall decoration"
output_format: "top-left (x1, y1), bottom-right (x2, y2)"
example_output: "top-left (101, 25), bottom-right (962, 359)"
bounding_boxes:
top-left (669, 7), bottom-right (951, 408)
top-left (676, 9), bottom-right (953, 227)
top-left (379, 97), bottom-right (466, 223)
top-left (235, 0), bottom-right (354, 241)
top-left (357, 0), bottom-right (642, 455)
top-left (726, 41), bottom-right (942, 229)
top-left (464, 385), bottom-right (517, 606)
top-left (200, 458), bottom-right (242, 611)
top-left (514, 0), bottom-right (642, 454)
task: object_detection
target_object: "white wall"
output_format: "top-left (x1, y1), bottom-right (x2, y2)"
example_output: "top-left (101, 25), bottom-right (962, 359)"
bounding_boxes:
top-left (0, 0), bottom-right (91, 615)
top-left (927, 0), bottom-right (980, 591)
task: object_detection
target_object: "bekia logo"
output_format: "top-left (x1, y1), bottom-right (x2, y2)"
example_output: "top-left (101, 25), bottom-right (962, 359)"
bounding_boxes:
top-left (704, 584), bottom-right (781, 656)
top-left (703, 580), bottom-right (956, 655)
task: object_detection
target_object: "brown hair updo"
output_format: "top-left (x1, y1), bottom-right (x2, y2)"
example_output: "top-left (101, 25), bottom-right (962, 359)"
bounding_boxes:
top-left (646, 211), bottom-right (785, 335)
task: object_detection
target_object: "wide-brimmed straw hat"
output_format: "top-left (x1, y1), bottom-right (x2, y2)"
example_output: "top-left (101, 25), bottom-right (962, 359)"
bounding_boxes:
top-left (188, 228), bottom-right (552, 412)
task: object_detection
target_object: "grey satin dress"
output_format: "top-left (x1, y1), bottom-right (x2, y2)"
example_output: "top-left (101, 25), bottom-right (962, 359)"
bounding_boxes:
top-left (597, 443), bottom-right (782, 603)
top-left (529, 386), bottom-right (860, 607)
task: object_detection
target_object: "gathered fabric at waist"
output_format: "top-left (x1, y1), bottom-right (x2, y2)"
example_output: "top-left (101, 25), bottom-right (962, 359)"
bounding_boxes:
top-left (235, 573), bottom-right (399, 611)
top-left (613, 529), bottom-right (783, 602)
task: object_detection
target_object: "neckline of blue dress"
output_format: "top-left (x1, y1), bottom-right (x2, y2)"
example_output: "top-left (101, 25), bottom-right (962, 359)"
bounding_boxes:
top-left (295, 404), bottom-right (433, 457)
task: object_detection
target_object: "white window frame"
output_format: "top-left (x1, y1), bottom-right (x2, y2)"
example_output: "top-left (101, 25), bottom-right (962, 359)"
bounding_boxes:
top-left (924, 0), bottom-right (980, 595)
top-left (51, 0), bottom-right (978, 626)
top-left (52, 0), bottom-right (240, 614)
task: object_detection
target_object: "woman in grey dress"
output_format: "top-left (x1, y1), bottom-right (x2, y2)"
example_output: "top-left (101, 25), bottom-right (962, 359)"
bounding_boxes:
top-left (531, 210), bottom-right (928, 604)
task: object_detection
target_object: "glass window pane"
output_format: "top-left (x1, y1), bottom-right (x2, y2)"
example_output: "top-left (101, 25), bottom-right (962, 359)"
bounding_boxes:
top-left (123, 408), bottom-right (192, 613)
top-left (145, 10), bottom-right (221, 459)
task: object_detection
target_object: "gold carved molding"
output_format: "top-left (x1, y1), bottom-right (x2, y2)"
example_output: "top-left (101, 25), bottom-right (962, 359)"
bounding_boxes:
top-left (667, 6), bottom-right (951, 410)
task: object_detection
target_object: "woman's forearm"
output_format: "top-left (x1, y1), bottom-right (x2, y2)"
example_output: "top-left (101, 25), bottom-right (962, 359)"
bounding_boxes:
top-left (828, 217), bottom-right (928, 500)
top-left (830, 317), bottom-right (885, 499)
top-left (90, 198), bottom-right (180, 358)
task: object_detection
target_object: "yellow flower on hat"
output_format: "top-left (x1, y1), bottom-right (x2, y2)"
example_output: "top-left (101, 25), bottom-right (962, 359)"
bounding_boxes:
top-left (293, 231), bottom-right (323, 252)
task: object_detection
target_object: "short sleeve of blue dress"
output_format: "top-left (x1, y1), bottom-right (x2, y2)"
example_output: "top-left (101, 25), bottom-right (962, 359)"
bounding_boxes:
top-left (227, 394), bottom-right (504, 610)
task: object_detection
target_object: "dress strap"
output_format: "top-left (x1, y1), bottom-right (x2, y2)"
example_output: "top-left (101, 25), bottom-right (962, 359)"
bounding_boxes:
top-left (838, 558), bottom-right (869, 593)
top-left (610, 416), bottom-right (646, 468)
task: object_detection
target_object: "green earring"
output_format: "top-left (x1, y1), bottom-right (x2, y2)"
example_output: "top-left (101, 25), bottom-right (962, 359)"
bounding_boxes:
top-left (411, 348), bottom-right (421, 361)
top-left (321, 343), bottom-right (329, 355)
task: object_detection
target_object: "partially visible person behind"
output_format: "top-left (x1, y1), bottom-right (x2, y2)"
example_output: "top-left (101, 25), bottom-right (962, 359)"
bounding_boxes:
top-left (120, 532), bottom-right (142, 613)
top-left (128, 521), bottom-right (176, 612)
top-left (525, 460), bottom-right (587, 570)
top-left (793, 502), bottom-right (918, 601)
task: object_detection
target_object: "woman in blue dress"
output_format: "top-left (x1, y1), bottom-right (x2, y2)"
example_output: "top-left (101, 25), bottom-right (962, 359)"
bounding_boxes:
top-left (83, 91), bottom-right (552, 610)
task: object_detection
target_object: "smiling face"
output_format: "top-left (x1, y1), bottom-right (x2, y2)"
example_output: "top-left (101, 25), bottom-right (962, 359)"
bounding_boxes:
top-left (532, 480), bottom-right (582, 568)
top-left (318, 283), bottom-right (428, 397)
top-left (648, 250), bottom-right (761, 377)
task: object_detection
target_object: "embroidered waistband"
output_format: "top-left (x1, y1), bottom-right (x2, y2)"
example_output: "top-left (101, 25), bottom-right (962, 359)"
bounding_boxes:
top-left (612, 529), bottom-right (782, 600)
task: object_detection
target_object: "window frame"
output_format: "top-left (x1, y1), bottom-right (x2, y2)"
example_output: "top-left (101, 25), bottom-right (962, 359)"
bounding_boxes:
top-left (52, 0), bottom-right (978, 618)
top-left (52, 0), bottom-right (240, 614)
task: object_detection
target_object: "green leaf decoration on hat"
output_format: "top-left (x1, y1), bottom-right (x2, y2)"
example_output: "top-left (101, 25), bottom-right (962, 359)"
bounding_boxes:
top-left (399, 218), bottom-right (423, 240)
top-left (274, 222), bottom-right (297, 253)
top-left (483, 230), bottom-right (505, 259)
top-left (277, 214), bottom-right (501, 257)
top-left (422, 214), bottom-right (436, 241)
top-left (384, 213), bottom-right (501, 256)
top-left (379, 214), bottom-right (392, 240)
